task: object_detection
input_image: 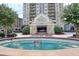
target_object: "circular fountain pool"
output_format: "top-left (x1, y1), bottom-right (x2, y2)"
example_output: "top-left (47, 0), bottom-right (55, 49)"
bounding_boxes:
top-left (0, 38), bottom-right (79, 50)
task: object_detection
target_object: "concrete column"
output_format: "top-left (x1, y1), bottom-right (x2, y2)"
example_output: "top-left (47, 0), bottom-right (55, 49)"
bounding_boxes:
top-left (47, 24), bottom-right (54, 35)
top-left (30, 24), bottom-right (37, 34)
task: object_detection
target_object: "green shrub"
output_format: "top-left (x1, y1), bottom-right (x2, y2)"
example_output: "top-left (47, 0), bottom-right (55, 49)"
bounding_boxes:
top-left (21, 25), bottom-right (30, 34)
top-left (54, 26), bottom-right (63, 34)
top-left (0, 32), bottom-right (4, 37)
top-left (0, 31), bottom-right (17, 37)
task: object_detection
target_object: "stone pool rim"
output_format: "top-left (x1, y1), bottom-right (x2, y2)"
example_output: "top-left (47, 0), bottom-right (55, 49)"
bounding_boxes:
top-left (0, 37), bottom-right (79, 56)
top-left (0, 37), bottom-right (79, 41)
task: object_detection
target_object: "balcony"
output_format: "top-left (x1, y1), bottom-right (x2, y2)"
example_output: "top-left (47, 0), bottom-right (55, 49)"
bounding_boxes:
top-left (48, 11), bottom-right (55, 13)
top-left (48, 7), bottom-right (55, 10)
top-left (30, 15), bottom-right (36, 17)
top-left (48, 3), bottom-right (55, 7)
top-left (30, 6), bottom-right (36, 8)
top-left (30, 8), bottom-right (36, 11)
top-left (48, 15), bottom-right (55, 18)
top-left (30, 4), bottom-right (36, 8)
top-left (30, 12), bottom-right (36, 15)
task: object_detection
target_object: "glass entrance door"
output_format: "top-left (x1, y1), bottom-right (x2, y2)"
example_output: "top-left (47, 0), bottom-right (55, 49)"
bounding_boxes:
top-left (37, 26), bottom-right (47, 32)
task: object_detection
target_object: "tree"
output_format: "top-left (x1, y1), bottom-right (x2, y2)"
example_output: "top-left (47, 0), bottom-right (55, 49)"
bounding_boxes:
top-left (0, 4), bottom-right (18, 37)
top-left (62, 3), bottom-right (79, 38)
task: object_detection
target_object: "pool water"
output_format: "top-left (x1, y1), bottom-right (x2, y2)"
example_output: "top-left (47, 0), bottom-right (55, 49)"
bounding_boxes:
top-left (0, 38), bottom-right (79, 50)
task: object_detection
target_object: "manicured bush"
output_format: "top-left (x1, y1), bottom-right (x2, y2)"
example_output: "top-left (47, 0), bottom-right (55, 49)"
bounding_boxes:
top-left (0, 32), bottom-right (5, 37)
top-left (54, 26), bottom-right (63, 34)
top-left (21, 25), bottom-right (30, 34)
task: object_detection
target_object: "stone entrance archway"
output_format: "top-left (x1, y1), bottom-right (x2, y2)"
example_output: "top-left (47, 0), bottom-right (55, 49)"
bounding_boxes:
top-left (29, 14), bottom-right (54, 35)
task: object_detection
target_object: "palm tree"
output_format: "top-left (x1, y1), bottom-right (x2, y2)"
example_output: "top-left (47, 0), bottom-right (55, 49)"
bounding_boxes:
top-left (0, 4), bottom-right (18, 37)
top-left (62, 3), bottom-right (79, 38)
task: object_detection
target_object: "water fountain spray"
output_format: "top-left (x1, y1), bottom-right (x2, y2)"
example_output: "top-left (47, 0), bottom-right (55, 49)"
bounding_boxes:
top-left (34, 40), bottom-right (42, 48)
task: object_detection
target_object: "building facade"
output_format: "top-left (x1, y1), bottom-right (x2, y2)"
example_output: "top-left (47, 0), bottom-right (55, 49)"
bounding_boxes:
top-left (12, 18), bottom-right (23, 32)
top-left (23, 3), bottom-right (64, 34)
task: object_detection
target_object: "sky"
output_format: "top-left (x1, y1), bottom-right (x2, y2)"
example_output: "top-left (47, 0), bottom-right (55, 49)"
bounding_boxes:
top-left (7, 3), bottom-right (23, 18)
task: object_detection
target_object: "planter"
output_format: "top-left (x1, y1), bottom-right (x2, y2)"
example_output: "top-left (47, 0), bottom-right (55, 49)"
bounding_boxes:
top-left (55, 33), bottom-right (64, 35)
top-left (22, 33), bottom-right (30, 35)
top-left (7, 33), bottom-right (17, 37)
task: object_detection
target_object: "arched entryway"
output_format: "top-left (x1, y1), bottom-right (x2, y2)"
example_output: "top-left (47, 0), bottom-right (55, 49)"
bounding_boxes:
top-left (30, 14), bottom-right (54, 35)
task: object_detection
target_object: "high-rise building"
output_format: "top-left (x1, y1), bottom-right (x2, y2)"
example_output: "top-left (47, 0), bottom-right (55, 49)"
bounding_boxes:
top-left (23, 3), bottom-right (64, 29)
top-left (12, 18), bottom-right (23, 32)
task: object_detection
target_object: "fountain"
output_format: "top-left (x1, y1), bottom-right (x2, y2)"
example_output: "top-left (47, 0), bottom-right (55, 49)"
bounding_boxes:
top-left (34, 40), bottom-right (42, 48)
